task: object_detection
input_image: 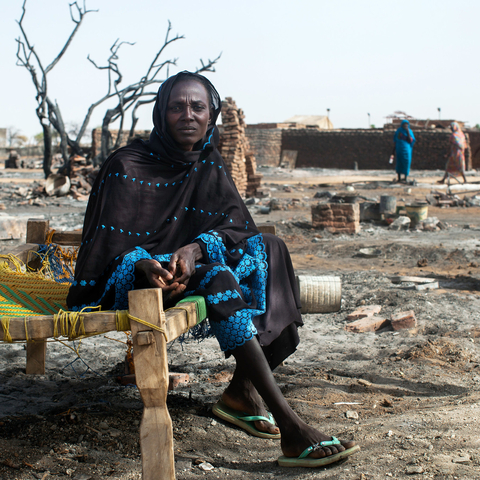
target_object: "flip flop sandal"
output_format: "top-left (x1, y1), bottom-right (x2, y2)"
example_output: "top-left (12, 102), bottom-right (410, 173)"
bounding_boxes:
top-left (277, 436), bottom-right (360, 467)
top-left (212, 400), bottom-right (281, 439)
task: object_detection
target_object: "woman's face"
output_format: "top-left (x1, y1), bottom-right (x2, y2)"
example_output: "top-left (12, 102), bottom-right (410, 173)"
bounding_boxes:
top-left (166, 80), bottom-right (212, 151)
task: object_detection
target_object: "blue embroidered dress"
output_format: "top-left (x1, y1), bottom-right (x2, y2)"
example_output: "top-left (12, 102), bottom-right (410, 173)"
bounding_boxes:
top-left (67, 72), bottom-right (302, 368)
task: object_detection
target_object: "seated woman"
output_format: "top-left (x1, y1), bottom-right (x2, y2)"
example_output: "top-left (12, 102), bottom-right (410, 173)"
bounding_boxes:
top-left (67, 71), bottom-right (359, 467)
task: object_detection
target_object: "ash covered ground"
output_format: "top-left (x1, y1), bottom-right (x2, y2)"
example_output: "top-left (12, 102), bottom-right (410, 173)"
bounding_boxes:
top-left (1, 166), bottom-right (480, 480)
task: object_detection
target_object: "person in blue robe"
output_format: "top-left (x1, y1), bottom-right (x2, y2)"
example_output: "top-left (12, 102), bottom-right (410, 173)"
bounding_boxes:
top-left (393, 120), bottom-right (416, 183)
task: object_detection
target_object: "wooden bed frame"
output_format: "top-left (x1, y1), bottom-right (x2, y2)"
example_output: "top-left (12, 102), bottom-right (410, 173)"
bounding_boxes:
top-left (1, 218), bottom-right (276, 479)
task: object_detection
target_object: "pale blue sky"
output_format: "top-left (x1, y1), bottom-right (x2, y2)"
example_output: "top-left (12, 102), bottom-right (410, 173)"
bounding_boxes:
top-left (1, 0), bottom-right (479, 139)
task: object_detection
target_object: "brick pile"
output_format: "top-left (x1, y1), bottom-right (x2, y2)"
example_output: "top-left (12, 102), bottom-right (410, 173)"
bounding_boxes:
top-left (311, 203), bottom-right (360, 234)
top-left (68, 155), bottom-right (99, 201)
top-left (218, 97), bottom-right (262, 197)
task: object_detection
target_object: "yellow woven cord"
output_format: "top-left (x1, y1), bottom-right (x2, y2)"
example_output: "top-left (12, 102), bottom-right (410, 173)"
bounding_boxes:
top-left (0, 254), bottom-right (25, 273)
top-left (1, 317), bottom-right (12, 343)
top-left (115, 310), bottom-right (131, 332)
top-left (125, 311), bottom-right (168, 342)
top-left (45, 229), bottom-right (55, 244)
top-left (0, 260), bottom-right (70, 314)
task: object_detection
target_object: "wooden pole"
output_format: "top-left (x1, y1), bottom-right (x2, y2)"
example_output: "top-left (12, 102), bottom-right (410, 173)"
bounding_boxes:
top-left (25, 219), bottom-right (50, 374)
top-left (128, 288), bottom-right (175, 480)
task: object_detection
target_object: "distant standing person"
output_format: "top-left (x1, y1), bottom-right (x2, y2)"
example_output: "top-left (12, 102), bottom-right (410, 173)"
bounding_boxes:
top-left (393, 119), bottom-right (416, 183)
top-left (437, 121), bottom-right (467, 184)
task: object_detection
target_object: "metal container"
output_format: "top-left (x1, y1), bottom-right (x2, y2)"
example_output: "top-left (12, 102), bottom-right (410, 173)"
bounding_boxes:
top-left (405, 204), bottom-right (428, 225)
top-left (379, 195), bottom-right (397, 214)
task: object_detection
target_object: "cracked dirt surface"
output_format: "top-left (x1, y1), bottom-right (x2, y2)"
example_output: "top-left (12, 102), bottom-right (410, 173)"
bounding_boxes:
top-left (1, 166), bottom-right (480, 479)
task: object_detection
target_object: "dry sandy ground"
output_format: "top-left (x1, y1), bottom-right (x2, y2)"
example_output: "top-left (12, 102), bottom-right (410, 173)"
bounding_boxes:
top-left (1, 166), bottom-right (480, 480)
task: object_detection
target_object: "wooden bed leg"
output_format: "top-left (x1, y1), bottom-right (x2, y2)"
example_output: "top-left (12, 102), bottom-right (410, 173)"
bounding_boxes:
top-left (26, 341), bottom-right (47, 374)
top-left (128, 288), bottom-right (175, 480)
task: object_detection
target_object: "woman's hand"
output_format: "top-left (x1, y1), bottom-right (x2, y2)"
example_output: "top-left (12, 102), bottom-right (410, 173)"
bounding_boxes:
top-left (167, 243), bottom-right (203, 294)
top-left (135, 259), bottom-right (181, 296)
top-left (135, 243), bottom-right (203, 301)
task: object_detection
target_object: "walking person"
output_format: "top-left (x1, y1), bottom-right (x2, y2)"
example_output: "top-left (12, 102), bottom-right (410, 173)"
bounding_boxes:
top-left (437, 121), bottom-right (467, 184)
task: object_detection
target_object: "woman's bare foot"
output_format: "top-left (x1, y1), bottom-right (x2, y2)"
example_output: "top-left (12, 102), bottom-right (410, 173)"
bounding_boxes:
top-left (280, 420), bottom-right (355, 459)
top-left (221, 377), bottom-right (280, 436)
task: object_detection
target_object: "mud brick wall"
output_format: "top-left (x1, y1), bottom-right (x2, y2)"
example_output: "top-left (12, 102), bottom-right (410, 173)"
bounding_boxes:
top-left (281, 129), bottom-right (472, 171)
top-left (467, 130), bottom-right (480, 169)
top-left (245, 126), bottom-right (283, 167)
top-left (312, 203), bottom-right (360, 234)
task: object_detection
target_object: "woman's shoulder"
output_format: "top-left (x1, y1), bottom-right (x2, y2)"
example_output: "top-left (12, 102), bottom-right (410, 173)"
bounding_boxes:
top-left (102, 140), bottom-right (151, 170)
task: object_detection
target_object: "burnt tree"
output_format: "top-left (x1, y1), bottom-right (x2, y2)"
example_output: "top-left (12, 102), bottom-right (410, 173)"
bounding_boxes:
top-left (16, 0), bottom-right (96, 178)
top-left (16, 1), bottom-right (220, 177)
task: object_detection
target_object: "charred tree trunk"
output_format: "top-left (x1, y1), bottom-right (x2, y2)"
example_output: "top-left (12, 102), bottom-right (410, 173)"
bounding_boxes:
top-left (98, 109), bottom-right (115, 165)
top-left (42, 123), bottom-right (53, 178)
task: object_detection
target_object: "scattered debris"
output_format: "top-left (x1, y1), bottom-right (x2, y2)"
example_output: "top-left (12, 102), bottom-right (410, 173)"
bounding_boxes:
top-left (45, 173), bottom-right (71, 197)
top-left (390, 276), bottom-right (435, 284)
top-left (388, 216), bottom-right (411, 230)
top-left (415, 281), bottom-right (439, 291)
top-left (345, 410), bottom-right (359, 420)
top-left (0, 215), bottom-right (28, 240)
top-left (357, 247), bottom-right (382, 258)
top-left (196, 462), bottom-right (214, 471)
top-left (417, 258), bottom-right (428, 267)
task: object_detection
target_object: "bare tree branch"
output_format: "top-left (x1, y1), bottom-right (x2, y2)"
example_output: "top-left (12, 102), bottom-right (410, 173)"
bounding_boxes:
top-left (16, 2), bottom-right (222, 170)
top-left (46, 1), bottom-right (97, 73)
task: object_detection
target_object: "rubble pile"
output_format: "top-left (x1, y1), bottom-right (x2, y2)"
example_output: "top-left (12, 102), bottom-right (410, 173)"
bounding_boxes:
top-left (5, 152), bottom-right (43, 169)
top-left (4, 151), bottom-right (21, 169)
top-left (218, 97), bottom-right (262, 197)
top-left (68, 155), bottom-right (99, 201)
top-left (427, 190), bottom-right (480, 207)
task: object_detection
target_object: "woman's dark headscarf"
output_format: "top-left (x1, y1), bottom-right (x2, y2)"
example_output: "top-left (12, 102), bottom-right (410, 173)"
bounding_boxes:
top-left (147, 71), bottom-right (222, 165)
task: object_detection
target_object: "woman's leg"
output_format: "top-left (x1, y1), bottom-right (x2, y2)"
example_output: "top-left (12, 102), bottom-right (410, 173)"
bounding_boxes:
top-left (230, 337), bottom-right (356, 458)
top-left (221, 366), bottom-right (280, 436)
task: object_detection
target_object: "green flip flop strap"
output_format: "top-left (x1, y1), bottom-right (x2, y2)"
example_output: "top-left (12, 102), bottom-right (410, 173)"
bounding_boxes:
top-left (298, 437), bottom-right (341, 459)
top-left (237, 413), bottom-right (275, 425)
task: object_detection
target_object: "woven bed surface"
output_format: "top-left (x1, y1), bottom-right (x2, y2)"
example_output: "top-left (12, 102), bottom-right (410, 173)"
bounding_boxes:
top-left (0, 267), bottom-right (70, 317)
top-left (0, 253), bottom-right (207, 324)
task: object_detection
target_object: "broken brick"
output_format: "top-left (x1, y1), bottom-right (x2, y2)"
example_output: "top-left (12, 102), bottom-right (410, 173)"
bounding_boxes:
top-left (390, 311), bottom-right (417, 330)
top-left (345, 315), bottom-right (389, 333)
top-left (347, 305), bottom-right (382, 321)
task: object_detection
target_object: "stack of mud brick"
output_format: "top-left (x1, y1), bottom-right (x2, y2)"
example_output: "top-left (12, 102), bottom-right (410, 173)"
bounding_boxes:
top-left (218, 97), bottom-right (262, 197)
top-left (311, 203), bottom-right (360, 234)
